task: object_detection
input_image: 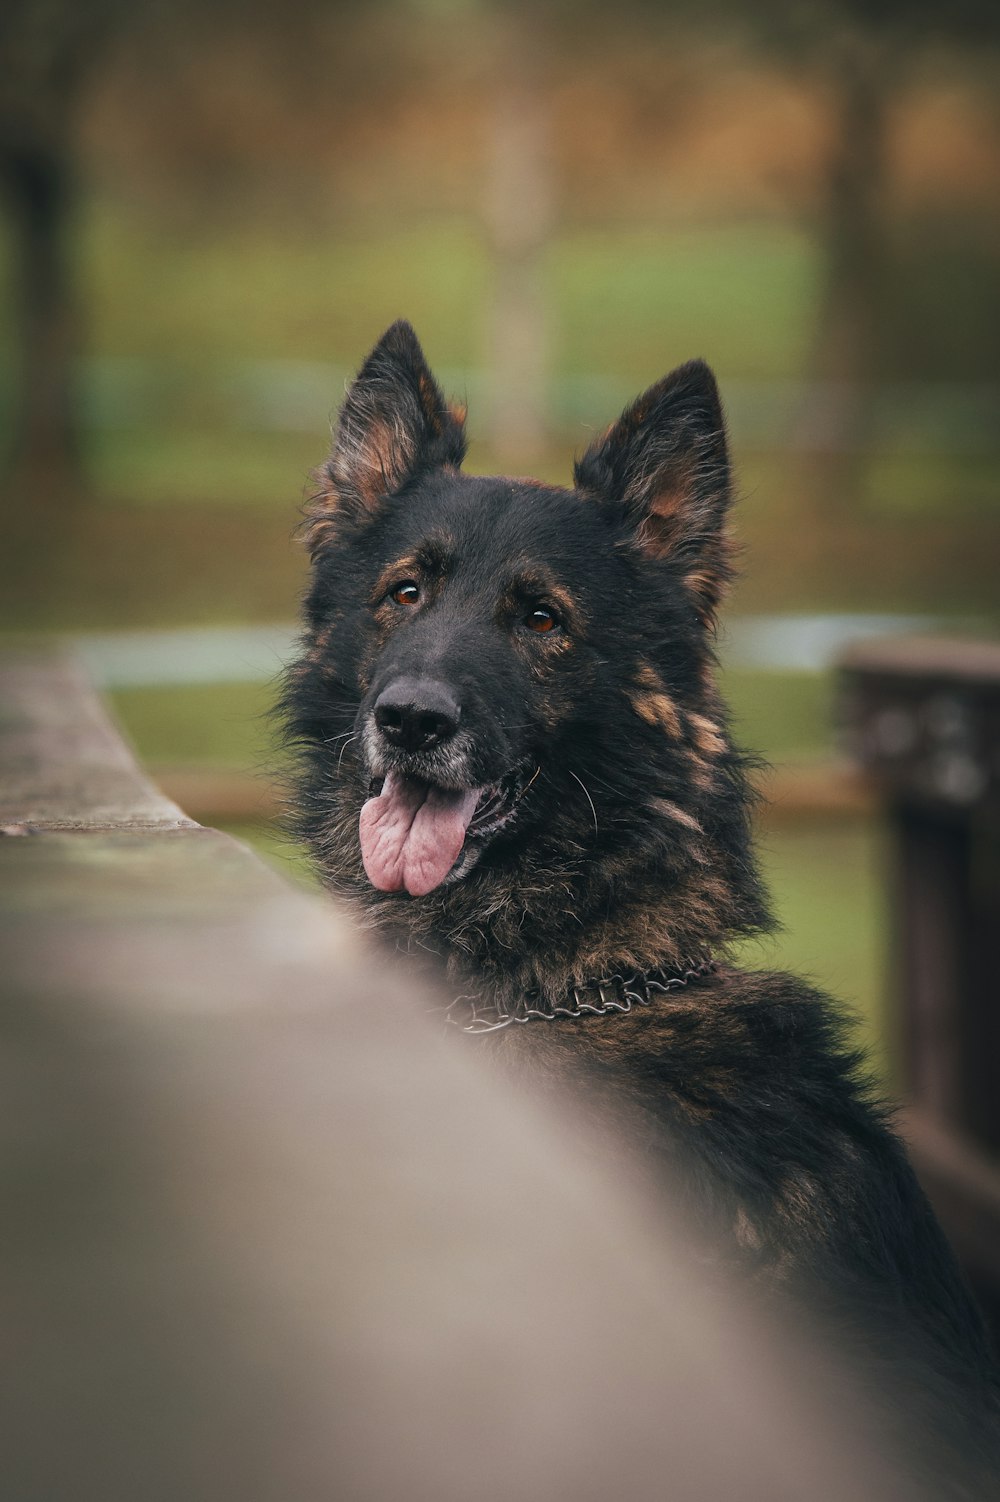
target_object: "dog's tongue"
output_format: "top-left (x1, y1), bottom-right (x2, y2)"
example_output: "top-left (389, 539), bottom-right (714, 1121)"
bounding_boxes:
top-left (359, 773), bottom-right (480, 896)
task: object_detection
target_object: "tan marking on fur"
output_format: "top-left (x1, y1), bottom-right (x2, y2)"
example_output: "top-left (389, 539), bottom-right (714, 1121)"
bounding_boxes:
top-left (698, 657), bottom-right (718, 696)
top-left (418, 373), bottom-right (443, 436)
top-left (540, 632), bottom-right (574, 654)
top-left (684, 568), bottom-right (718, 610)
top-left (371, 554), bottom-right (422, 607)
top-left (687, 711), bottom-right (726, 757)
top-left (733, 1206), bottom-right (764, 1252)
top-left (647, 796), bottom-right (703, 833)
top-left (568, 864), bottom-right (737, 982)
top-left (630, 664), bottom-right (682, 737)
top-left (631, 690), bottom-right (682, 738)
top-left (306, 513), bottom-right (339, 555)
top-left (359, 417), bottom-right (402, 506)
top-left (631, 458), bottom-right (697, 561)
top-left (683, 531), bottom-right (735, 625)
top-left (503, 569), bottom-right (585, 638)
top-left (449, 400), bottom-right (467, 427)
top-left (305, 621), bottom-right (336, 666)
top-left (777, 1171), bottom-right (824, 1237)
top-left (547, 584), bottom-right (580, 623)
top-left (634, 661), bottom-right (663, 690)
top-left (330, 412), bottom-right (417, 511)
top-left (686, 752), bottom-right (716, 793)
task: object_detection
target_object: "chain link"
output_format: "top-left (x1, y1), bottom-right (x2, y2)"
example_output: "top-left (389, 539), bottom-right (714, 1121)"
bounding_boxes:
top-left (441, 957), bottom-right (717, 1034)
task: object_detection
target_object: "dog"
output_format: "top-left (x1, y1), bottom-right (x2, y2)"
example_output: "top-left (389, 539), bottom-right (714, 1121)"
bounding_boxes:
top-left (282, 320), bottom-right (1000, 1485)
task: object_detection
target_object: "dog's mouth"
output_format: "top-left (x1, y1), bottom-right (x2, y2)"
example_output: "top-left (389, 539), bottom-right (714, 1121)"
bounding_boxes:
top-left (359, 767), bottom-right (528, 897)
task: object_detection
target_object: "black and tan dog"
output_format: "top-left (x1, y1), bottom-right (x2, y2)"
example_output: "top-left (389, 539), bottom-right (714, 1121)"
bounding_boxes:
top-left (282, 321), bottom-right (999, 1480)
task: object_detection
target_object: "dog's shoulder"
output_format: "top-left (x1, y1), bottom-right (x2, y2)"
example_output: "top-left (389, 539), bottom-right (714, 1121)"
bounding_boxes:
top-left (577, 964), bottom-right (876, 1124)
top-left (482, 964), bottom-right (886, 1195)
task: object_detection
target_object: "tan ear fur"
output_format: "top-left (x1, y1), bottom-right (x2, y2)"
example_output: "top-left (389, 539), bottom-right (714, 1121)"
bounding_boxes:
top-left (306, 321), bottom-right (466, 555)
top-left (574, 359), bottom-right (732, 627)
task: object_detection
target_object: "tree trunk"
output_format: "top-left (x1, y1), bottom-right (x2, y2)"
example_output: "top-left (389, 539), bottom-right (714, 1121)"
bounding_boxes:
top-left (795, 33), bottom-right (893, 511)
top-left (481, 19), bottom-right (553, 468)
top-left (2, 133), bottom-right (86, 509)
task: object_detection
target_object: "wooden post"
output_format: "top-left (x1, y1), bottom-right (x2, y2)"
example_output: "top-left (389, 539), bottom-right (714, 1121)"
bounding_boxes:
top-left (839, 636), bottom-right (1000, 1313)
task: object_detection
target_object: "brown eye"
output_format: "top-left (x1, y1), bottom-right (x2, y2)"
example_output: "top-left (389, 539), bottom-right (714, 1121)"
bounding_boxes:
top-left (525, 607), bottom-right (558, 634)
top-left (391, 581), bottom-right (421, 607)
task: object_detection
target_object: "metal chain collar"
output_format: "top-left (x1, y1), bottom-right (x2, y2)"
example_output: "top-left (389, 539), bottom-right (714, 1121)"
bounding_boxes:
top-left (441, 957), bottom-right (718, 1034)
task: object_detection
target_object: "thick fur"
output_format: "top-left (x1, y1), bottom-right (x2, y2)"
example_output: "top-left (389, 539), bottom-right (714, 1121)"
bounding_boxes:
top-left (281, 322), bottom-right (1000, 1488)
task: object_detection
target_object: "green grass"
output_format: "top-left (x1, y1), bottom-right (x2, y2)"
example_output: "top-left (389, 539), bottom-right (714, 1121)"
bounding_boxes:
top-left (734, 819), bottom-right (889, 1076)
top-left (80, 213), bottom-right (492, 366)
top-left (548, 223), bottom-right (817, 382)
top-left (88, 429), bottom-right (319, 509)
top-left (109, 680), bottom-right (282, 769)
top-left (64, 208), bottom-right (821, 504)
top-left (215, 819), bottom-right (317, 889)
top-left (865, 452), bottom-right (1000, 516)
top-left (720, 667), bottom-right (833, 761)
top-left (3, 204), bottom-right (826, 506)
top-left (4, 199), bottom-right (994, 576)
top-left (72, 208), bottom-right (813, 376)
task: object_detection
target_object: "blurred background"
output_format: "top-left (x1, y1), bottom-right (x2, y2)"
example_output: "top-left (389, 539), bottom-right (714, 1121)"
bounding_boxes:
top-left (2, 0), bottom-right (999, 1073)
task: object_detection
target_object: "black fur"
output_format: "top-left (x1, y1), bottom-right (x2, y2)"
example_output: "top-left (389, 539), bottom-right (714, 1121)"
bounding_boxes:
top-left (280, 322), bottom-right (1000, 1489)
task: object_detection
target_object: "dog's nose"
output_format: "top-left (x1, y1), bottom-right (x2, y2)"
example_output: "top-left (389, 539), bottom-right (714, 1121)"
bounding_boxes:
top-left (374, 678), bottom-right (460, 755)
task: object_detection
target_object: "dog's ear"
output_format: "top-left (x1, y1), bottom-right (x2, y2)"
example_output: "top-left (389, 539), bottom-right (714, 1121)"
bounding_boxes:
top-left (574, 359), bottom-right (732, 626)
top-left (308, 321), bottom-right (466, 548)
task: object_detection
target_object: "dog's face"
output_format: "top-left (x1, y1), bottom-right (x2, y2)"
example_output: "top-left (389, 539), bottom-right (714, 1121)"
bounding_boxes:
top-left (288, 321), bottom-right (753, 933)
top-left (351, 472), bottom-right (625, 894)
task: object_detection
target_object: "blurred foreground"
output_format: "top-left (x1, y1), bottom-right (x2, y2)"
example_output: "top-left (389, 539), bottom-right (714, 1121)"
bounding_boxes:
top-left (1, 645), bottom-right (980, 1501)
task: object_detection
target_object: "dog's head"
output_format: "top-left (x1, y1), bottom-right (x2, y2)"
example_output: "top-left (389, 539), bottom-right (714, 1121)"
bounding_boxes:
top-left (286, 321), bottom-right (763, 955)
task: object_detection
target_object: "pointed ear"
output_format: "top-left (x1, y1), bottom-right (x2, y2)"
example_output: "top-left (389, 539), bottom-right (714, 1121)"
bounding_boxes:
top-left (307, 321), bottom-right (467, 550)
top-left (574, 359), bottom-right (733, 626)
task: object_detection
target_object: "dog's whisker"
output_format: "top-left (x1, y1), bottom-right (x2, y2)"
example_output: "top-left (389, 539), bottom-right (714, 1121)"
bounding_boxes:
top-left (336, 734), bottom-right (358, 775)
top-left (568, 770), bottom-right (598, 839)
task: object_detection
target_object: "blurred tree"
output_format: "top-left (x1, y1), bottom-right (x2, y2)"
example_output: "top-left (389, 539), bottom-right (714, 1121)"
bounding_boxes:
top-left (0, 0), bottom-right (373, 517)
top-left (522, 0), bottom-right (998, 506)
top-left (753, 0), bottom-right (1000, 507)
top-left (481, 7), bottom-right (554, 464)
top-left (0, 0), bottom-right (131, 506)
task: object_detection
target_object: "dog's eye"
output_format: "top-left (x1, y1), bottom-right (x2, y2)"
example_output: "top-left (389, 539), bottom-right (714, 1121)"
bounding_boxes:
top-left (391, 581), bottom-right (421, 607)
top-left (525, 607), bottom-right (558, 634)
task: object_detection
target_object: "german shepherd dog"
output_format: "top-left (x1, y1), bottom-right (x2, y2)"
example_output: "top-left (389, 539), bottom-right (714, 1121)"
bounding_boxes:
top-left (282, 322), bottom-right (999, 1483)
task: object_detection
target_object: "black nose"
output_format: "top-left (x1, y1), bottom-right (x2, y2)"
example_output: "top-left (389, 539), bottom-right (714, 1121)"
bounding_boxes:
top-left (374, 678), bottom-right (461, 755)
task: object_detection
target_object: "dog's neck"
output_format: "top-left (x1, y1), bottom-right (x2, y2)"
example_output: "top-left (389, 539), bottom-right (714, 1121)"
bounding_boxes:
top-left (438, 957), bottom-right (720, 1034)
top-left (351, 806), bottom-right (768, 1011)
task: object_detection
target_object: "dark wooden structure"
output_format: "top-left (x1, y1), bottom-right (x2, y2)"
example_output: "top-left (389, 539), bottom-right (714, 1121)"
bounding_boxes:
top-left (840, 637), bottom-right (1000, 1320)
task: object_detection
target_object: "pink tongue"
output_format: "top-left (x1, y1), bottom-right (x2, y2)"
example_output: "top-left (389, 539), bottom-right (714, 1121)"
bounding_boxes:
top-left (359, 773), bottom-right (480, 896)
